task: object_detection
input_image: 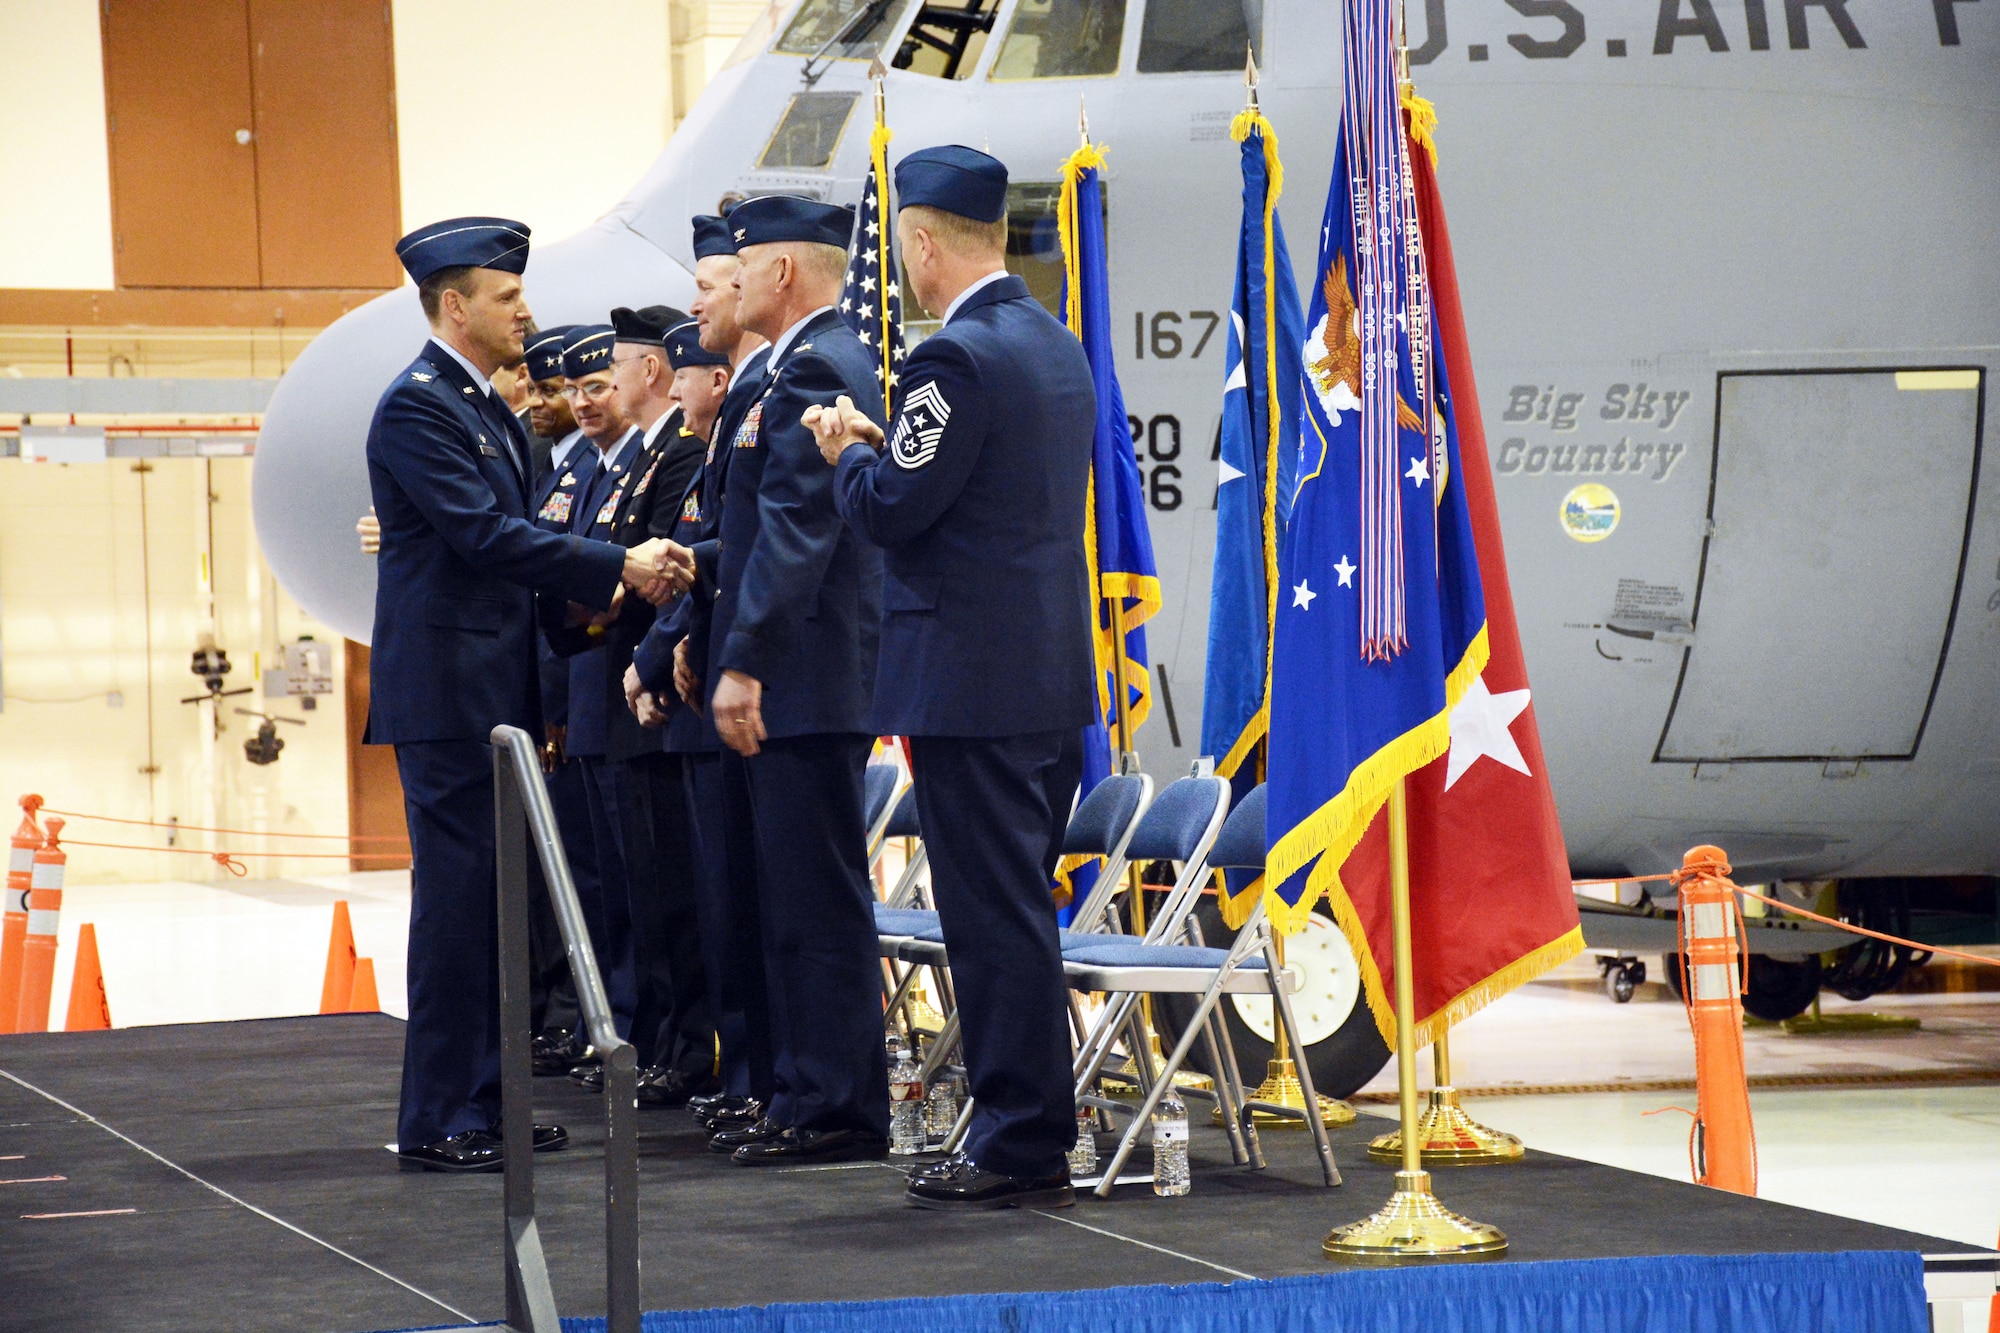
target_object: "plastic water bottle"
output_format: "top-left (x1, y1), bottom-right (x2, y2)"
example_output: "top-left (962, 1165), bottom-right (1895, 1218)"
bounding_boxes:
top-left (888, 1039), bottom-right (926, 1155)
top-left (1067, 1104), bottom-right (1098, 1176)
top-left (1152, 1092), bottom-right (1190, 1196)
top-left (925, 1074), bottom-right (959, 1141)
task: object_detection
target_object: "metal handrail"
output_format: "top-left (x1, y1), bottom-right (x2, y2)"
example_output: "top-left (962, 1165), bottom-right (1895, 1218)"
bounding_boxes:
top-left (491, 724), bottom-right (640, 1333)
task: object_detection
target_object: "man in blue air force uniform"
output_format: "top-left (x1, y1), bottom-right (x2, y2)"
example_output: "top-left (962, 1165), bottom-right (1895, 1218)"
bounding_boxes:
top-left (809, 149), bottom-right (1097, 1208)
top-left (696, 195), bottom-right (891, 1165)
top-left (364, 217), bottom-right (690, 1172)
top-left (541, 324), bottom-right (646, 1061)
top-left (628, 214), bottom-right (779, 1141)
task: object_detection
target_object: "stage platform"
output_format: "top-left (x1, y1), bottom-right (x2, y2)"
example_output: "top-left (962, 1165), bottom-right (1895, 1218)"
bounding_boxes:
top-left (0, 1016), bottom-right (1991, 1332)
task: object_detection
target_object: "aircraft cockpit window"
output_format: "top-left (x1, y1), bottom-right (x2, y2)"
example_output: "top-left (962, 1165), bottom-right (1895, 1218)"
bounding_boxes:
top-left (990, 0), bottom-right (1126, 81)
top-left (774, 0), bottom-right (906, 60)
top-left (1137, 0), bottom-right (1262, 73)
top-left (890, 0), bottom-right (1001, 80)
top-left (758, 92), bottom-right (861, 170)
top-left (999, 182), bottom-right (1102, 318)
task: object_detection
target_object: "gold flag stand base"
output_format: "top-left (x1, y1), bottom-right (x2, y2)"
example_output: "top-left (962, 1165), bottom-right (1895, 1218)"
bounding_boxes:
top-left (1214, 1057), bottom-right (1355, 1128)
top-left (1323, 1169), bottom-right (1509, 1260)
top-left (1108, 1042), bottom-right (1215, 1098)
top-left (1366, 1084), bottom-right (1523, 1165)
top-left (1322, 777), bottom-right (1507, 1263)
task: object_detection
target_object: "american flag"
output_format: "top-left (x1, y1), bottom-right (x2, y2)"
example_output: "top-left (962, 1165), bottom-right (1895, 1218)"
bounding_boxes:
top-left (839, 151), bottom-right (904, 399)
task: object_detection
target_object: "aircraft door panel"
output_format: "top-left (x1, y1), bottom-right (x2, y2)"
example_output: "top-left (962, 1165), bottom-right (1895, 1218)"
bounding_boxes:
top-left (1655, 367), bottom-right (1984, 763)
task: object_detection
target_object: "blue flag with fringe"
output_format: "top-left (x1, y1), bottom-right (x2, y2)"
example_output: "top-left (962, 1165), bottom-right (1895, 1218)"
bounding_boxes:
top-left (1054, 141), bottom-right (1160, 908)
top-left (1203, 108), bottom-right (1306, 928)
top-left (1264, 0), bottom-right (1488, 937)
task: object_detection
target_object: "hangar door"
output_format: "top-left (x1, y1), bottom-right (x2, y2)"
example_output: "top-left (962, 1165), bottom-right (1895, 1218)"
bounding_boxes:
top-left (1656, 369), bottom-right (1983, 763)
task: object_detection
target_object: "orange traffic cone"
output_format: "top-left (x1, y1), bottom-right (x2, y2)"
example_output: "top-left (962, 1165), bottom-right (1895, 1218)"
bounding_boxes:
top-left (319, 901), bottom-right (356, 1014)
top-left (2, 795), bottom-right (44, 1033)
top-left (348, 958), bottom-right (380, 1013)
top-left (1675, 845), bottom-right (1756, 1197)
top-left (15, 817), bottom-right (67, 1033)
top-left (64, 924), bottom-right (110, 1031)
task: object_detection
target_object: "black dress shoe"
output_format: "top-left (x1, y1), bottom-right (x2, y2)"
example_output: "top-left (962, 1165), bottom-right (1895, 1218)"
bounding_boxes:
top-left (397, 1130), bottom-right (503, 1174)
top-left (698, 1096), bottom-right (763, 1134)
top-left (637, 1068), bottom-right (721, 1109)
top-left (907, 1150), bottom-right (972, 1183)
top-left (905, 1156), bottom-right (1073, 1210)
top-left (468, 1124), bottom-right (570, 1154)
top-left (571, 1064), bottom-right (604, 1092)
top-left (686, 1091), bottom-right (726, 1117)
top-left (708, 1116), bottom-right (785, 1154)
top-left (531, 1029), bottom-right (580, 1076)
top-left (731, 1126), bottom-right (888, 1167)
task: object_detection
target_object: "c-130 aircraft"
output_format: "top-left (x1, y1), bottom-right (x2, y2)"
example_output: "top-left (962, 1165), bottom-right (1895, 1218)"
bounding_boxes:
top-left (252, 0), bottom-right (1999, 1094)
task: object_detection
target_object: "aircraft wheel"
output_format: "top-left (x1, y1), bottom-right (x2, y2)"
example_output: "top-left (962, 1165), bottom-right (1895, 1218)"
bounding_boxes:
top-left (1741, 953), bottom-right (1822, 1022)
top-left (1152, 900), bottom-right (1391, 1101)
top-left (1600, 956), bottom-right (1645, 1003)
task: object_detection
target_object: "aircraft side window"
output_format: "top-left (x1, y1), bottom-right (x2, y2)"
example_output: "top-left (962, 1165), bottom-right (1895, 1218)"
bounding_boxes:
top-left (997, 181), bottom-right (1103, 317)
top-left (990, 0), bottom-right (1126, 80)
top-left (891, 0), bottom-right (1002, 79)
top-left (758, 92), bottom-right (862, 170)
top-left (774, 0), bottom-right (909, 60)
top-left (1137, 0), bottom-right (1262, 73)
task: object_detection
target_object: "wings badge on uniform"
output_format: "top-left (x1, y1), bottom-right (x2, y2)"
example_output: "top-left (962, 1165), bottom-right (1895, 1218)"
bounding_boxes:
top-left (888, 380), bottom-right (950, 470)
top-left (538, 492), bottom-right (574, 525)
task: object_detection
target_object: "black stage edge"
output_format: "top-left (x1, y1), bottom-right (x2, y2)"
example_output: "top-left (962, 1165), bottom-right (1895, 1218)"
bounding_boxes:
top-left (0, 1016), bottom-right (1989, 1333)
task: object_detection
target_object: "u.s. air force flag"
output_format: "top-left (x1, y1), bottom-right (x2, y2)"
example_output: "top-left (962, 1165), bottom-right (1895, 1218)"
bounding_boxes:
top-left (1053, 140), bottom-right (1160, 907)
top-left (1266, 0), bottom-right (1579, 1048)
top-left (1203, 107), bottom-right (1306, 927)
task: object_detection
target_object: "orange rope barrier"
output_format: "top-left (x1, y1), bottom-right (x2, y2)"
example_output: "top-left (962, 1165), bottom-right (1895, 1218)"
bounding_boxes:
top-left (1571, 872), bottom-right (1998, 969)
top-left (57, 838), bottom-right (410, 874)
top-left (39, 806), bottom-right (408, 846)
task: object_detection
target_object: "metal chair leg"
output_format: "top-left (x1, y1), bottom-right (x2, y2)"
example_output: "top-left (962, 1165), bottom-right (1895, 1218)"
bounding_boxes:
top-left (1091, 975), bottom-right (1232, 1199)
top-left (1197, 1009), bottom-right (1252, 1166)
top-left (1265, 930), bottom-right (1340, 1188)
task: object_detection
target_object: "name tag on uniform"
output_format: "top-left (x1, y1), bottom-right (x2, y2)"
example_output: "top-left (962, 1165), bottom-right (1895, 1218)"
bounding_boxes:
top-left (479, 444), bottom-right (501, 457)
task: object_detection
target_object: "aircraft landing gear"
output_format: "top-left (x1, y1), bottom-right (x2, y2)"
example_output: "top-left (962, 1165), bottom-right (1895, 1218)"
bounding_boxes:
top-left (1598, 955), bottom-right (1646, 1003)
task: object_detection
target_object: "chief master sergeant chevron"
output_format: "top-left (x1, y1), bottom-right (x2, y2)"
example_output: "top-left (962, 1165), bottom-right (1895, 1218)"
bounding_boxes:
top-left (365, 216), bottom-right (693, 1174)
top-left (807, 147), bottom-right (1097, 1209)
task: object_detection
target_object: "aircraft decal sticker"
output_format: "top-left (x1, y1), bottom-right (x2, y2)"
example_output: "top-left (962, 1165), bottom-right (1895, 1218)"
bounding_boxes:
top-left (889, 381), bottom-right (950, 470)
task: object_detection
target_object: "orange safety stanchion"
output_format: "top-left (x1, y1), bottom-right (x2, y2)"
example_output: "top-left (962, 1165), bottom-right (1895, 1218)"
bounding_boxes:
top-left (15, 817), bottom-right (67, 1034)
top-left (348, 957), bottom-right (380, 1013)
top-left (3, 795), bottom-right (44, 1033)
top-left (319, 900), bottom-right (357, 1014)
top-left (63, 924), bottom-right (110, 1032)
top-left (1673, 844), bottom-right (1756, 1196)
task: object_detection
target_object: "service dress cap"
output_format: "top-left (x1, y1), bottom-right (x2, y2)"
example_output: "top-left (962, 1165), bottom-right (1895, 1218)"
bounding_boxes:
top-left (610, 305), bottom-right (688, 347)
top-left (395, 216), bottom-right (531, 283)
top-left (523, 325), bottom-right (573, 381)
top-left (691, 214), bottom-right (736, 260)
top-left (664, 320), bottom-right (729, 370)
top-left (561, 324), bottom-right (616, 378)
top-left (893, 146), bottom-right (1009, 224)
top-left (728, 195), bottom-right (855, 250)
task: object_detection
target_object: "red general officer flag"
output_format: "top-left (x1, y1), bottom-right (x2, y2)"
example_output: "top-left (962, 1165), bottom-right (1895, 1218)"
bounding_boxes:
top-left (1335, 97), bottom-right (1583, 1051)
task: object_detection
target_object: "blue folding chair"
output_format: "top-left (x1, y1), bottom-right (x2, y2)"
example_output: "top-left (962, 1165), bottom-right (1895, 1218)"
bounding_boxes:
top-left (1067, 784), bottom-right (1342, 1196)
top-left (863, 761), bottom-right (907, 870)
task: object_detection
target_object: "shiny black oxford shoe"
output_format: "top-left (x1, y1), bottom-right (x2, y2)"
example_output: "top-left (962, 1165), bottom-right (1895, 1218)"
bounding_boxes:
top-left (637, 1067), bottom-right (721, 1109)
top-left (730, 1126), bottom-right (888, 1167)
top-left (904, 1153), bottom-right (1073, 1210)
top-left (696, 1095), bottom-right (763, 1134)
top-left (396, 1130), bottom-right (503, 1173)
top-left (530, 1028), bottom-right (582, 1077)
top-left (707, 1116), bottom-right (785, 1154)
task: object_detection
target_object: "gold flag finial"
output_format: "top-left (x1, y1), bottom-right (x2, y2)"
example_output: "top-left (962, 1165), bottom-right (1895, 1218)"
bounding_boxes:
top-left (1078, 95), bottom-right (1090, 148)
top-left (868, 55), bottom-right (887, 81)
top-left (1245, 43), bottom-right (1260, 110)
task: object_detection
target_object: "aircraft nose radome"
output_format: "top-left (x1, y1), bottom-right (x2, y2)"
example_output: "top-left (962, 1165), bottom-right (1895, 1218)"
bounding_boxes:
top-left (252, 227), bottom-right (696, 644)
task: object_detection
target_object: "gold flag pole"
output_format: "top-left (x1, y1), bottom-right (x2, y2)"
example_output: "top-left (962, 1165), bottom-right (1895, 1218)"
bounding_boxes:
top-left (1324, 778), bottom-right (1505, 1259)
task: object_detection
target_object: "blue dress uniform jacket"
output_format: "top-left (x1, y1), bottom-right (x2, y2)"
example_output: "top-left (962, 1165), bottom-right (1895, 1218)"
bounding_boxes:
top-left (707, 312), bottom-right (884, 736)
top-left (632, 346), bottom-right (773, 718)
top-left (533, 443), bottom-right (595, 731)
top-left (834, 275), bottom-right (1095, 738)
top-left (601, 412), bottom-right (702, 764)
top-left (365, 345), bottom-right (624, 742)
top-left (550, 428), bottom-right (642, 759)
